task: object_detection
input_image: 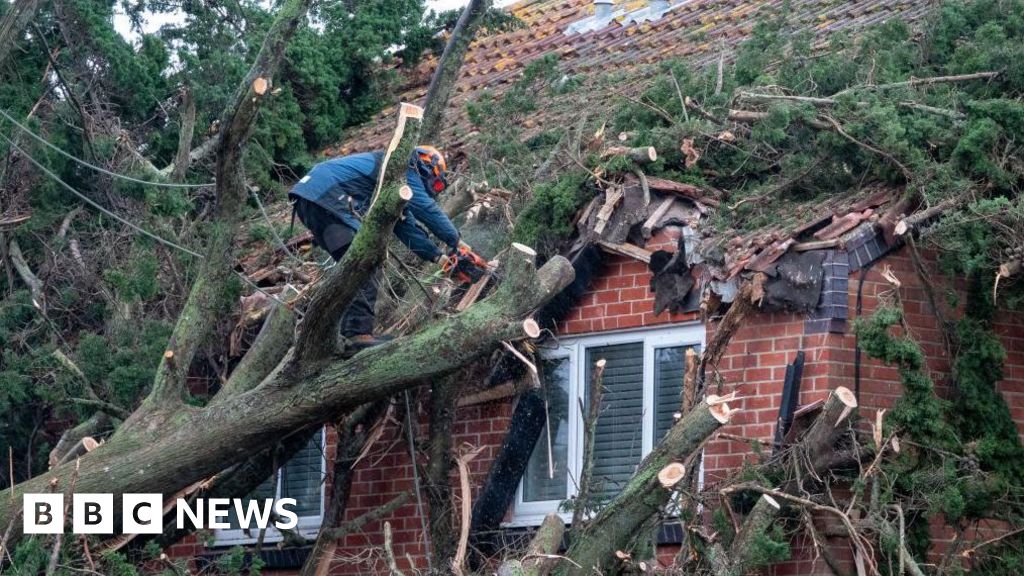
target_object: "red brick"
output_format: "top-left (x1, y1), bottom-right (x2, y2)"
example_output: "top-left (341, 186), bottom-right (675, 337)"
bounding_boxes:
top-left (606, 302), bottom-right (632, 316)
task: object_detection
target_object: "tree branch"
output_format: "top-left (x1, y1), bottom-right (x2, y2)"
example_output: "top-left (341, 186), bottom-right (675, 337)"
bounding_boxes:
top-left (140, 0), bottom-right (313, 409)
top-left (8, 238), bottom-right (43, 309)
top-left (170, 87), bottom-right (197, 183)
top-left (419, 0), bottom-right (492, 144)
top-left (0, 0), bottom-right (43, 71)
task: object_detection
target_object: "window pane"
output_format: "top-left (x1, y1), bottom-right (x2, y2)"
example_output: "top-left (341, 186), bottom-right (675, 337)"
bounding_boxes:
top-left (227, 429), bottom-right (324, 529)
top-left (654, 346), bottom-right (689, 441)
top-left (586, 342), bottom-right (644, 497)
top-left (281, 429), bottom-right (324, 517)
top-left (523, 358), bottom-right (570, 503)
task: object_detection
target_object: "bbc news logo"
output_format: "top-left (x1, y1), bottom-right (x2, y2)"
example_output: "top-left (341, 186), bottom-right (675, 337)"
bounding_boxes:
top-left (23, 494), bottom-right (299, 534)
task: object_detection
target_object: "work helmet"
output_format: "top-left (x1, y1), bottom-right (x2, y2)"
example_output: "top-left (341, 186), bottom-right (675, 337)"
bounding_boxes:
top-left (412, 145), bottom-right (448, 196)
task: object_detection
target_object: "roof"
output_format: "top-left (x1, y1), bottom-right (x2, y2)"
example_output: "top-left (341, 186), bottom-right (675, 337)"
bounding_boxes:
top-left (329, 0), bottom-right (932, 156)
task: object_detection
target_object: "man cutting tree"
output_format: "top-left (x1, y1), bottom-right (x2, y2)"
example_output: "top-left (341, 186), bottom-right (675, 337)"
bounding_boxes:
top-left (290, 145), bottom-right (487, 353)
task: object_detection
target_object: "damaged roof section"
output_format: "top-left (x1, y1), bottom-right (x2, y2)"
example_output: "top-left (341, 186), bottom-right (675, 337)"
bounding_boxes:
top-left (567, 173), bottom-right (900, 318)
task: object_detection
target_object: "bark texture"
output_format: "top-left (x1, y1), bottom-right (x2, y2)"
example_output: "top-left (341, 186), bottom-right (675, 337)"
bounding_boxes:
top-left (558, 396), bottom-right (733, 575)
top-left (419, 0), bottom-right (492, 144)
top-left (170, 87), bottom-right (197, 183)
top-left (426, 376), bottom-right (460, 569)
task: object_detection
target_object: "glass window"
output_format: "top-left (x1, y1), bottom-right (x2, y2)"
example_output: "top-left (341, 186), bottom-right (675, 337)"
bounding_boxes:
top-left (586, 342), bottom-right (644, 496)
top-left (218, 429), bottom-right (325, 544)
top-left (523, 357), bottom-right (570, 503)
top-left (514, 325), bottom-right (704, 526)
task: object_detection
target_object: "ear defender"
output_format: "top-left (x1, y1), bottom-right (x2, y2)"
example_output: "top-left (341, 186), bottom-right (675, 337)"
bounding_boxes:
top-left (414, 146), bottom-right (448, 196)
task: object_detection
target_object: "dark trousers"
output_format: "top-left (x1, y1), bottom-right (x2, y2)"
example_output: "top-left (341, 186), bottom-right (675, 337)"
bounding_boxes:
top-left (293, 198), bottom-right (379, 337)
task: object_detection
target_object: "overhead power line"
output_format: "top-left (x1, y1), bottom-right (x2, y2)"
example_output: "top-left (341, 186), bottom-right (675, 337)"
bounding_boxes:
top-left (0, 128), bottom-right (303, 316)
top-left (0, 106), bottom-right (214, 189)
top-left (0, 129), bottom-right (205, 258)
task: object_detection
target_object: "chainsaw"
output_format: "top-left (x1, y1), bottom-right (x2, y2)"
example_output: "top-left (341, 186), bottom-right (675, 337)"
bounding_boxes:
top-left (441, 244), bottom-right (490, 285)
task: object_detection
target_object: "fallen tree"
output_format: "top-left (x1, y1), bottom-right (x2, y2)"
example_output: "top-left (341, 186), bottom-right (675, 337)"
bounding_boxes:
top-left (0, 0), bottom-right (574, 545)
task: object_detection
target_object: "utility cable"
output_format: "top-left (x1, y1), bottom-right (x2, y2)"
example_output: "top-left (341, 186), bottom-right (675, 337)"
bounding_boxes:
top-left (0, 129), bottom-right (302, 316)
top-left (0, 129), bottom-right (205, 257)
top-left (0, 105), bottom-right (214, 188)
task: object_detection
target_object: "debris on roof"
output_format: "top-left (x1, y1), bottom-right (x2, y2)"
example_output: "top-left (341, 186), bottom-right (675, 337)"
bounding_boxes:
top-left (567, 168), bottom-right (899, 316)
top-left (328, 0), bottom-right (931, 157)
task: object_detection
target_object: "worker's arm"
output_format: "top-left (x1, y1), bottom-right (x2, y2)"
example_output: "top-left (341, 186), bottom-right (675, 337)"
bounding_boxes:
top-left (403, 166), bottom-right (461, 251)
top-left (393, 210), bottom-right (445, 262)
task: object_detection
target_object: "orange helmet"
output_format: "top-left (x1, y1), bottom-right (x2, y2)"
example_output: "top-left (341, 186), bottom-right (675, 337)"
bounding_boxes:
top-left (413, 145), bottom-right (448, 196)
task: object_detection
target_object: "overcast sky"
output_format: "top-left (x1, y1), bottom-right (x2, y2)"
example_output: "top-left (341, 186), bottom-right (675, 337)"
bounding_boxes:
top-left (113, 0), bottom-right (516, 40)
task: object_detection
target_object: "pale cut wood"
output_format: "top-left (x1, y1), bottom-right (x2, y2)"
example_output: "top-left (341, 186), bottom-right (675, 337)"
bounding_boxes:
top-left (602, 145), bottom-right (657, 164)
top-left (658, 462), bottom-right (686, 488)
top-left (641, 197), bottom-right (677, 239)
top-left (522, 318), bottom-right (541, 339)
top-left (511, 242), bottom-right (537, 257)
top-left (252, 77), bottom-right (269, 95)
top-left (594, 187), bottom-right (625, 235)
top-left (456, 273), bottom-right (491, 311)
top-left (597, 240), bottom-right (652, 263)
top-left (399, 102), bottom-right (425, 119)
top-left (452, 446), bottom-right (484, 576)
top-left (999, 259), bottom-right (1021, 278)
top-left (681, 347), bottom-right (698, 413)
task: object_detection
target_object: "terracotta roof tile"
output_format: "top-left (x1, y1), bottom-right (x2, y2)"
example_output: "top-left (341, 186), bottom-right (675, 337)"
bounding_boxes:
top-left (331, 0), bottom-right (929, 156)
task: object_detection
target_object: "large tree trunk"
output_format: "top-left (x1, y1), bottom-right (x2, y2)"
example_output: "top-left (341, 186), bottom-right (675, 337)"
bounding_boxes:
top-left (426, 376), bottom-right (460, 570)
top-left (0, 242), bottom-right (572, 534)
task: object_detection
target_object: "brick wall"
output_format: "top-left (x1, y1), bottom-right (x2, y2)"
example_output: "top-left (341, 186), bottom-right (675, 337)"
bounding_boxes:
top-left (167, 228), bottom-right (1024, 575)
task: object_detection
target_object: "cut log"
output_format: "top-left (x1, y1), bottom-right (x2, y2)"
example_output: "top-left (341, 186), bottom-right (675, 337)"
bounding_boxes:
top-left (707, 387), bottom-right (858, 576)
top-left (657, 462), bottom-right (686, 488)
top-left (894, 197), bottom-right (960, 236)
top-left (707, 494), bottom-right (785, 576)
top-left (522, 318), bottom-right (542, 339)
top-left (56, 436), bottom-right (99, 467)
top-left (601, 145), bottom-right (657, 164)
top-left (799, 386), bottom-right (857, 462)
top-left (561, 395), bottom-right (733, 575)
top-left (48, 413), bottom-right (109, 468)
top-left (596, 240), bottom-right (653, 263)
top-left (498, 513), bottom-right (566, 576)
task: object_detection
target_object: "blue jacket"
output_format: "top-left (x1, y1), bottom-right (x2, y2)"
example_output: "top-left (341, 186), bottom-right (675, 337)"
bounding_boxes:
top-left (288, 151), bottom-right (460, 262)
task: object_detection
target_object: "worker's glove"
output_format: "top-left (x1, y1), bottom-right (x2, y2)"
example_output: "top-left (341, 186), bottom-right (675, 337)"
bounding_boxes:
top-left (441, 245), bottom-right (488, 285)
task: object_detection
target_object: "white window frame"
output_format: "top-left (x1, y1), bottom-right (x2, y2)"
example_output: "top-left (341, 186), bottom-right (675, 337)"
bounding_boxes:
top-left (509, 323), bottom-right (705, 527)
top-left (213, 429), bottom-right (327, 546)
